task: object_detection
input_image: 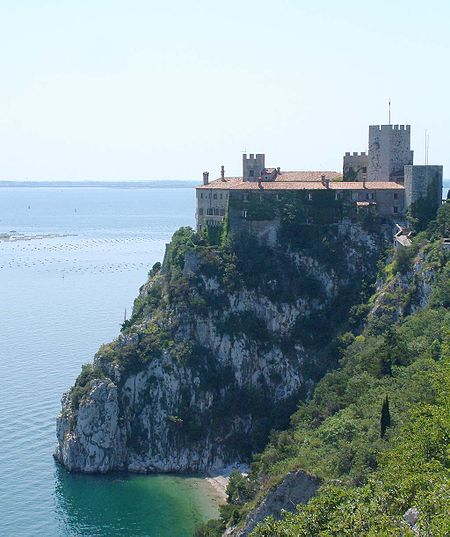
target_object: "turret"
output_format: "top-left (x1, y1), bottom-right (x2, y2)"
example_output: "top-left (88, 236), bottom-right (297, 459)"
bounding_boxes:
top-left (203, 171), bottom-right (209, 185)
top-left (243, 153), bottom-right (265, 182)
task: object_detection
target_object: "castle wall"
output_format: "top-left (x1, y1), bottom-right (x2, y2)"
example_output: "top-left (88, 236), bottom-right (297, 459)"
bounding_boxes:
top-left (343, 152), bottom-right (368, 181)
top-left (196, 189), bottom-right (229, 230)
top-left (368, 125), bottom-right (413, 182)
top-left (404, 165), bottom-right (443, 210)
top-left (369, 188), bottom-right (405, 217)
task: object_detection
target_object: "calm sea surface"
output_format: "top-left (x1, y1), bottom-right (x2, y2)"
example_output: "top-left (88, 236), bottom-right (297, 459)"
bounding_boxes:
top-left (0, 187), bottom-right (220, 537)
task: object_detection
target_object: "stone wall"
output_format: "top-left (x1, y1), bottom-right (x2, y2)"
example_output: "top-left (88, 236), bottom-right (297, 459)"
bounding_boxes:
top-left (404, 165), bottom-right (443, 210)
top-left (196, 189), bottom-right (229, 230)
top-left (343, 152), bottom-right (368, 181)
top-left (368, 125), bottom-right (413, 181)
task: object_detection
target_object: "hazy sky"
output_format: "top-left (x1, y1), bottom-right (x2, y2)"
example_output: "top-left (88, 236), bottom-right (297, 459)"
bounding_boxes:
top-left (0, 0), bottom-right (448, 180)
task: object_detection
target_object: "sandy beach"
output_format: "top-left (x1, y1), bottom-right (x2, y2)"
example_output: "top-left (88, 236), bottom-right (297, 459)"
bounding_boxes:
top-left (204, 463), bottom-right (249, 504)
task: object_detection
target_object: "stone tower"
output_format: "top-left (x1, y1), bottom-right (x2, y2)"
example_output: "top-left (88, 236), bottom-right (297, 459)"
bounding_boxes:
top-left (368, 125), bottom-right (413, 182)
top-left (243, 153), bottom-right (265, 181)
top-left (404, 165), bottom-right (443, 211)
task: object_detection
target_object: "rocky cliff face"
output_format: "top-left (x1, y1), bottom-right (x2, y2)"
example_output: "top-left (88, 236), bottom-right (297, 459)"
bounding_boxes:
top-left (228, 471), bottom-right (320, 537)
top-left (55, 223), bottom-right (389, 473)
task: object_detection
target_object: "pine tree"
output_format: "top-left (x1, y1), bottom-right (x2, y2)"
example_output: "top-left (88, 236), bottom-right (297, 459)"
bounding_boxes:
top-left (380, 395), bottom-right (391, 438)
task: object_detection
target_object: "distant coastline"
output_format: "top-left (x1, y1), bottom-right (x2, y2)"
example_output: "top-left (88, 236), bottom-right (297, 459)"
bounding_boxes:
top-left (0, 180), bottom-right (197, 189)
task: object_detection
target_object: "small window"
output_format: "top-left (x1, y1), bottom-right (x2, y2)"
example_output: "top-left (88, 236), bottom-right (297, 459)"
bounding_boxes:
top-left (249, 170), bottom-right (254, 178)
top-left (394, 192), bottom-right (399, 200)
top-left (242, 209), bottom-right (248, 218)
top-left (220, 193), bottom-right (223, 199)
top-left (362, 167), bottom-right (367, 173)
top-left (207, 208), bottom-right (213, 215)
top-left (213, 193), bottom-right (217, 199)
top-left (200, 193), bottom-right (203, 199)
top-left (220, 209), bottom-right (225, 216)
top-left (393, 206), bottom-right (398, 214)
top-left (308, 193), bottom-right (313, 201)
top-left (199, 208), bottom-right (203, 215)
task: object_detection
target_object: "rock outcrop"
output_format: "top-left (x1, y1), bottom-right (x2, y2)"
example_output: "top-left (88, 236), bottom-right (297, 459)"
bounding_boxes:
top-left (55, 223), bottom-right (389, 473)
top-left (230, 471), bottom-right (320, 536)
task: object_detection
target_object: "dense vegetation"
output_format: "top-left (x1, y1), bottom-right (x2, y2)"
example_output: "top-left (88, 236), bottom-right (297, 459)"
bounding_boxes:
top-left (195, 203), bottom-right (450, 536)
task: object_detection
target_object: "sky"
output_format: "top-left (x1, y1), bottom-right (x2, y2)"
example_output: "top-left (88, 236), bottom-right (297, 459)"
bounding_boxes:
top-left (0, 0), bottom-right (449, 181)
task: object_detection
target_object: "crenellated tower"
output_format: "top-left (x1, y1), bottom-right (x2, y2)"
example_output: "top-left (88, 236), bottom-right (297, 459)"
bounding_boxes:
top-left (367, 124), bottom-right (413, 182)
top-left (243, 153), bottom-right (265, 181)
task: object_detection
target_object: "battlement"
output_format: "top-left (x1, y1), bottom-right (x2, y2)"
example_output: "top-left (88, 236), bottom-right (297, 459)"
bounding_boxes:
top-left (243, 153), bottom-right (265, 181)
top-left (370, 124), bottom-right (410, 132)
top-left (345, 152), bottom-right (367, 157)
top-left (243, 153), bottom-right (265, 162)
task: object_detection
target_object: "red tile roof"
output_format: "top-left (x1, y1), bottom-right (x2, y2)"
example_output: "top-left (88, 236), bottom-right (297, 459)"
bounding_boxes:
top-left (197, 175), bottom-right (404, 191)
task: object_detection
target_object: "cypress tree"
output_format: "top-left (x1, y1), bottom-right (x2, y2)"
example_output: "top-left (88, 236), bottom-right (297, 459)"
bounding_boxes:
top-left (380, 395), bottom-right (391, 438)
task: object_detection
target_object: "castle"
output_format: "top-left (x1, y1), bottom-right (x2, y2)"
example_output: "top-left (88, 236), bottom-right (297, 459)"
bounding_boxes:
top-left (196, 124), bottom-right (443, 233)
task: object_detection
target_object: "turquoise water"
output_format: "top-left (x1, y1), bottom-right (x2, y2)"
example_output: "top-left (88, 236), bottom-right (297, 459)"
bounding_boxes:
top-left (0, 187), bottom-right (219, 536)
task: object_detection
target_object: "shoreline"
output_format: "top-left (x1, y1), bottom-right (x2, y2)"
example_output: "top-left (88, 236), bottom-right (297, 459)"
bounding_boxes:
top-left (204, 463), bottom-right (249, 504)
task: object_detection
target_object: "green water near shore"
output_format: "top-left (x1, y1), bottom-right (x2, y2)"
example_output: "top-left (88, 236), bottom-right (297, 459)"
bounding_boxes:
top-left (55, 469), bottom-right (220, 536)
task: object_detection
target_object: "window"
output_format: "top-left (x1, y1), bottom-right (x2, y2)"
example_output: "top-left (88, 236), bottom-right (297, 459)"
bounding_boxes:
top-left (394, 192), bottom-right (399, 200)
top-left (220, 193), bottom-right (223, 199)
top-left (276, 193), bottom-right (282, 201)
top-left (220, 209), bottom-right (225, 216)
top-left (362, 167), bottom-right (367, 173)
top-left (214, 208), bottom-right (220, 215)
top-left (308, 193), bottom-right (313, 201)
top-left (213, 193), bottom-right (217, 199)
top-left (249, 170), bottom-right (254, 178)
top-left (335, 192), bottom-right (341, 200)
top-left (199, 208), bottom-right (203, 215)
top-left (206, 208), bottom-right (213, 215)
top-left (200, 193), bottom-right (203, 199)
top-left (393, 206), bottom-right (398, 214)
top-left (242, 209), bottom-right (248, 218)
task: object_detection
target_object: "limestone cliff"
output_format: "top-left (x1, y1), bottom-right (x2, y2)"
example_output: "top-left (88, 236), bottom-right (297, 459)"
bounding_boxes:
top-left (55, 222), bottom-right (389, 473)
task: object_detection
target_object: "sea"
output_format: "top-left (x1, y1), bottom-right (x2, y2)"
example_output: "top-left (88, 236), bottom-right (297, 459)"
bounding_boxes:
top-left (0, 185), bottom-right (220, 537)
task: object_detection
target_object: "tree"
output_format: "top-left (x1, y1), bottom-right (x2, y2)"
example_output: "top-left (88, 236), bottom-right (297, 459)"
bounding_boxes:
top-left (380, 395), bottom-right (391, 438)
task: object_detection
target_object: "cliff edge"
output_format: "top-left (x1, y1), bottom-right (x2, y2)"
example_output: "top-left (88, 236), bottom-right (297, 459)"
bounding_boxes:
top-left (55, 222), bottom-right (389, 473)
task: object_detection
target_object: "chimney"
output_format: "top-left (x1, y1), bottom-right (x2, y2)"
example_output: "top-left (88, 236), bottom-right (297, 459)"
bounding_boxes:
top-left (321, 174), bottom-right (330, 189)
top-left (203, 171), bottom-right (209, 185)
top-left (221, 165), bottom-right (225, 181)
top-left (277, 167), bottom-right (281, 175)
